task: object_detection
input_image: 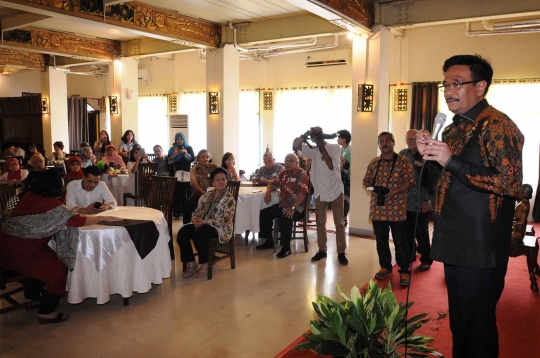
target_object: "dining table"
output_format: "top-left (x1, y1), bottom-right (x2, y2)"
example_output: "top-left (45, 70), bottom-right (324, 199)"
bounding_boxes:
top-left (104, 173), bottom-right (130, 205)
top-left (235, 182), bottom-right (280, 245)
top-left (50, 206), bottom-right (172, 305)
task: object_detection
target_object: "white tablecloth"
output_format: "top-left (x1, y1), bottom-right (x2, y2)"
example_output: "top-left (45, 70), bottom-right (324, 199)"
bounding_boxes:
top-left (64, 206), bottom-right (172, 304)
top-left (234, 187), bottom-right (279, 234)
top-left (105, 174), bottom-right (130, 206)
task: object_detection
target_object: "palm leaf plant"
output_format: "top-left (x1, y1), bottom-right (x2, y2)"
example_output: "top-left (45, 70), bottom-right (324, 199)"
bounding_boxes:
top-left (294, 280), bottom-right (443, 357)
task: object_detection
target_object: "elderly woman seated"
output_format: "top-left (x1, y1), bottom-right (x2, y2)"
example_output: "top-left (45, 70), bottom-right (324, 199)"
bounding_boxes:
top-left (177, 167), bottom-right (236, 278)
top-left (102, 144), bottom-right (126, 169)
top-left (0, 157), bottom-right (28, 185)
top-left (0, 170), bottom-right (120, 324)
top-left (79, 146), bottom-right (97, 168)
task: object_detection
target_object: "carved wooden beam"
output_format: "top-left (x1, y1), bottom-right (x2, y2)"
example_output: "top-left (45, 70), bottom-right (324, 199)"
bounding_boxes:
top-left (2, 0), bottom-right (221, 47)
top-left (1, 27), bottom-right (120, 60)
top-left (317, 0), bottom-right (375, 28)
top-left (0, 48), bottom-right (45, 69)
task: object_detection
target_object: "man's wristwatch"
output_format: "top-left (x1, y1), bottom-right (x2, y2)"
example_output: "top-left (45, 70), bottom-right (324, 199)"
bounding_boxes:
top-left (291, 206), bottom-right (296, 211)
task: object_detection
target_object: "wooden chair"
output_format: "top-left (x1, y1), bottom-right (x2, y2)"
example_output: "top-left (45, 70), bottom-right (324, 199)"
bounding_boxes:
top-left (146, 154), bottom-right (157, 162)
top-left (273, 181), bottom-right (311, 253)
top-left (123, 162), bottom-right (157, 207)
top-left (0, 186), bottom-right (41, 314)
top-left (147, 176), bottom-right (177, 260)
top-left (61, 176), bottom-right (80, 204)
top-left (207, 180), bottom-right (240, 280)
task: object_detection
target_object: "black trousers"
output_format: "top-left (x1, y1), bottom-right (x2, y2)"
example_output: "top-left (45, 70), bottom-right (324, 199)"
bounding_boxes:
top-left (259, 204), bottom-right (302, 248)
top-left (177, 224), bottom-right (218, 264)
top-left (372, 220), bottom-right (410, 274)
top-left (38, 289), bottom-right (60, 314)
top-left (183, 192), bottom-right (202, 224)
top-left (173, 182), bottom-right (191, 217)
top-left (444, 263), bottom-right (507, 358)
top-left (405, 210), bottom-right (432, 264)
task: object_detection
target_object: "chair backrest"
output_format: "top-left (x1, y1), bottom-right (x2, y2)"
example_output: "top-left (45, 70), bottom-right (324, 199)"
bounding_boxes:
top-left (63, 177), bottom-right (79, 188)
top-left (0, 186), bottom-right (16, 214)
top-left (148, 176), bottom-right (176, 219)
top-left (226, 180), bottom-right (241, 230)
top-left (146, 154), bottom-right (157, 162)
top-left (136, 162), bottom-right (157, 206)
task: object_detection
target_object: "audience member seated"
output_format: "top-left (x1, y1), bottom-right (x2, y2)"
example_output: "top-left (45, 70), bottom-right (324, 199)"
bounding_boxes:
top-left (0, 170), bottom-right (121, 324)
top-left (80, 142), bottom-right (90, 148)
top-left (221, 152), bottom-right (239, 181)
top-left (512, 184), bottom-right (534, 244)
top-left (168, 132), bottom-right (194, 218)
top-left (1, 142), bottom-right (15, 159)
top-left (256, 153), bottom-right (309, 258)
top-left (118, 129), bottom-right (138, 164)
top-left (177, 167), bottom-right (236, 278)
top-left (153, 145), bottom-right (169, 176)
top-left (47, 141), bottom-right (67, 162)
top-left (66, 165), bottom-right (117, 213)
top-left (93, 130), bottom-right (110, 161)
top-left (65, 157), bottom-right (83, 178)
top-left (25, 142), bottom-right (39, 161)
top-left (14, 143), bottom-right (25, 158)
top-left (252, 152), bottom-right (284, 185)
top-left (102, 145), bottom-right (126, 169)
top-left (183, 149), bottom-right (217, 224)
top-left (30, 153), bottom-right (46, 171)
top-left (79, 146), bottom-right (97, 168)
top-left (0, 158), bottom-right (29, 185)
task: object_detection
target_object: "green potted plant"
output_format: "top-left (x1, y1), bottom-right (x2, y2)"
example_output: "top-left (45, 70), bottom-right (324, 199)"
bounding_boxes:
top-left (294, 280), bottom-right (442, 357)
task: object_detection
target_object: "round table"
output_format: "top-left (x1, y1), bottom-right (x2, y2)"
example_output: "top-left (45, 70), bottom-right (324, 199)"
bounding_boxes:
top-left (105, 174), bottom-right (130, 206)
top-left (234, 187), bottom-right (280, 245)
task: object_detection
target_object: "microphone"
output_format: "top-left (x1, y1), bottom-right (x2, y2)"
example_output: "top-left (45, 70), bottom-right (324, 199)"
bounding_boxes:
top-left (431, 113), bottom-right (447, 140)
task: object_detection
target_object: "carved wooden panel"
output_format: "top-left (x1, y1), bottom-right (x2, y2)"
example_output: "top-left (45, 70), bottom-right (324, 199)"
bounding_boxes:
top-left (319, 0), bottom-right (375, 28)
top-left (0, 49), bottom-right (45, 69)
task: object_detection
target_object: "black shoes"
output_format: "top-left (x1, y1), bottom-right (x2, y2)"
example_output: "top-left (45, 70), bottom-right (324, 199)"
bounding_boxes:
top-left (276, 247), bottom-right (291, 258)
top-left (418, 263), bottom-right (432, 271)
top-left (338, 253), bottom-right (348, 266)
top-left (256, 240), bottom-right (274, 250)
top-left (311, 251), bottom-right (327, 261)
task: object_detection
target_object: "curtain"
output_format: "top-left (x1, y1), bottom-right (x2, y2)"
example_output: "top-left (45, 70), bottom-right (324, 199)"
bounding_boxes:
top-left (0, 96), bottom-right (40, 114)
top-left (67, 97), bottom-right (88, 152)
top-left (410, 82), bottom-right (439, 134)
top-left (138, 96), bottom-right (168, 152)
top-left (533, 145), bottom-right (540, 222)
top-left (273, 88), bottom-right (352, 162)
top-left (239, 91), bottom-right (260, 175)
top-left (179, 92), bottom-right (206, 153)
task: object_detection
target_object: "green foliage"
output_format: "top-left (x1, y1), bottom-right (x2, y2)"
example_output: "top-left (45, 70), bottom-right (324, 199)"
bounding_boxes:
top-left (294, 280), bottom-right (443, 357)
top-left (96, 160), bottom-right (106, 172)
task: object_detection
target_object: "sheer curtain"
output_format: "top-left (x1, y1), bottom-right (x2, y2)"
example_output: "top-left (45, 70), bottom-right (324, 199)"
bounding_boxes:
top-left (138, 96), bottom-right (168, 152)
top-left (239, 91), bottom-right (260, 174)
top-left (273, 88), bottom-right (352, 162)
top-left (67, 97), bottom-right (89, 151)
top-left (179, 92), bottom-right (206, 152)
top-left (438, 83), bottom-right (540, 220)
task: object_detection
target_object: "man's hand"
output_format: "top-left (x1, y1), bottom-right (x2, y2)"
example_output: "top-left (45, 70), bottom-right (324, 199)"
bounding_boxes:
top-left (422, 201), bottom-right (430, 213)
top-left (99, 205), bottom-right (112, 212)
top-left (251, 178), bottom-right (258, 184)
top-left (385, 190), bottom-right (396, 200)
top-left (192, 218), bottom-right (206, 228)
top-left (282, 207), bottom-right (294, 219)
top-left (420, 138), bottom-right (452, 167)
top-left (416, 129), bottom-right (432, 156)
top-left (81, 203), bottom-right (101, 214)
top-left (264, 190), bottom-right (272, 205)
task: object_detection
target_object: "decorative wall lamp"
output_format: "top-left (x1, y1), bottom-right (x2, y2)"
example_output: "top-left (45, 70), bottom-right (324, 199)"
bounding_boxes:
top-left (109, 96), bottom-right (118, 114)
top-left (358, 84), bottom-right (374, 112)
top-left (393, 88), bottom-right (408, 111)
top-left (209, 92), bottom-right (219, 114)
top-left (263, 91), bottom-right (273, 110)
top-left (41, 98), bottom-right (49, 114)
top-left (98, 97), bottom-right (106, 112)
top-left (168, 94), bottom-right (177, 113)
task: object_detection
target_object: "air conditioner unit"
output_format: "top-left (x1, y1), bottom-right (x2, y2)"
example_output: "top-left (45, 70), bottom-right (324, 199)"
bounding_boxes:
top-left (138, 69), bottom-right (148, 81)
top-left (305, 49), bottom-right (351, 68)
top-left (169, 114), bottom-right (188, 145)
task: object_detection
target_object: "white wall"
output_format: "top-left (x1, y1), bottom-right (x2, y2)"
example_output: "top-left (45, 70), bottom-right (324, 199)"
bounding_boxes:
top-left (0, 70), bottom-right (42, 96)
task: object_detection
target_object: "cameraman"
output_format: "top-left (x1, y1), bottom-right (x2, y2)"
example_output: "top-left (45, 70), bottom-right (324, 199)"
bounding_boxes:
top-left (362, 132), bottom-right (415, 286)
top-left (293, 126), bottom-right (348, 266)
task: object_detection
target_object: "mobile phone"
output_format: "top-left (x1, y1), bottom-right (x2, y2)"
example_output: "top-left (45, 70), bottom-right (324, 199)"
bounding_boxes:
top-left (93, 202), bottom-right (102, 209)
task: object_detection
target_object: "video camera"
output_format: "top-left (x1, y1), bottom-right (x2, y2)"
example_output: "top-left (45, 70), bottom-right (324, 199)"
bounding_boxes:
top-left (366, 186), bottom-right (390, 206)
top-left (300, 129), bottom-right (338, 148)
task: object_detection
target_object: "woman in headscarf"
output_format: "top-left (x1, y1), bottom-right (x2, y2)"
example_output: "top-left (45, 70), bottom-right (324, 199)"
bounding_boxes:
top-left (167, 132), bottom-right (195, 219)
top-left (65, 157), bottom-right (83, 179)
top-left (177, 167), bottom-right (236, 278)
top-left (0, 158), bottom-right (28, 185)
top-left (102, 145), bottom-right (126, 169)
top-left (0, 170), bottom-right (121, 324)
top-left (79, 146), bottom-right (96, 168)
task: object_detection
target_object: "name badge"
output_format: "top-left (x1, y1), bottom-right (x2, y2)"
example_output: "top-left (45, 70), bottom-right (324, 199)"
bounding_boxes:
top-left (272, 173), bottom-right (277, 177)
top-left (414, 160), bottom-right (423, 167)
top-left (288, 177), bottom-right (296, 183)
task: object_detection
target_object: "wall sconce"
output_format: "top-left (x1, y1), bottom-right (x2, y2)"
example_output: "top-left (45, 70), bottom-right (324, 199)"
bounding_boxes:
top-left (168, 94), bottom-right (177, 113)
top-left (358, 84), bottom-right (374, 112)
top-left (263, 91), bottom-right (273, 110)
top-left (393, 88), bottom-right (408, 111)
top-left (98, 97), bottom-right (106, 112)
top-left (209, 92), bottom-right (219, 114)
top-left (41, 98), bottom-right (48, 114)
top-left (109, 96), bottom-right (118, 114)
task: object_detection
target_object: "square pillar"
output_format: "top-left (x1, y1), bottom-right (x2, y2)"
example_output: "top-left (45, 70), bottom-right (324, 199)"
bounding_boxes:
top-left (42, 67), bottom-right (69, 154)
top-left (109, 57), bottom-right (139, 146)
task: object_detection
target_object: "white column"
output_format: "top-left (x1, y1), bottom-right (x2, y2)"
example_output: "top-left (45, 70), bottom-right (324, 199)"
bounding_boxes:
top-left (42, 67), bottom-right (69, 154)
top-left (109, 57), bottom-right (139, 147)
top-left (206, 44), bottom-right (240, 168)
top-left (349, 26), bottom-right (392, 236)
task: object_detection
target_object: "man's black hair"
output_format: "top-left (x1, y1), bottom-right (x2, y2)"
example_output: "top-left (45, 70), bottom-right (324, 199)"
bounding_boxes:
top-left (443, 54), bottom-right (493, 95)
top-left (83, 165), bottom-right (102, 178)
top-left (30, 169), bottom-right (64, 198)
top-left (378, 132), bottom-right (395, 143)
top-left (337, 129), bottom-right (352, 144)
top-left (210, 167), bottom-right (228, 182)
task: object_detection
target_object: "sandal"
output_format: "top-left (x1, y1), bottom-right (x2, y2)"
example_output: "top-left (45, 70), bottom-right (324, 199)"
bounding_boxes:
top-left (38, 312), bottom-right (69, 325)
top-left (194, 264), bottom-right (208, 278)
top-left (183, 262), bottom-right (198, 278)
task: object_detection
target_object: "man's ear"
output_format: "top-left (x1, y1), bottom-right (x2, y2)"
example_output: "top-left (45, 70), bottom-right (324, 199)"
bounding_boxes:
top-left (476, 80), bottom-right (487, 97)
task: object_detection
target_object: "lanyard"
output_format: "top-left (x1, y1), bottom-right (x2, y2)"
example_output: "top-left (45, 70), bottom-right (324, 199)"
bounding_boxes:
top-left (371, 153), bottom-right (398, 187)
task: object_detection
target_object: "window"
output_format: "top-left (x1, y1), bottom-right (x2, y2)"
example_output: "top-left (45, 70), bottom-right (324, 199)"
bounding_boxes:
top-left (179, 92), bottom-right (206, 152)
top-left (138, 96), bottom-right (168, 152)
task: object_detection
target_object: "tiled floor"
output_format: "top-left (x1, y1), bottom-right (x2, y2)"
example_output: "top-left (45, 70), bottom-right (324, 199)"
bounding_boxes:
top-left (0, 219), bottom-right (392, 358)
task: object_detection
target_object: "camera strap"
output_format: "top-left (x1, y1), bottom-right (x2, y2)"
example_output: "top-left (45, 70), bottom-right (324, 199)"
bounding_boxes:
top-left (371, 153), bottom-right (398, 187)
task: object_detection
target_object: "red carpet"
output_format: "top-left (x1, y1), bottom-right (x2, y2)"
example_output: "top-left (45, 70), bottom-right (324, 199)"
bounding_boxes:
top-left (277, 229), bottom-right (540, 358)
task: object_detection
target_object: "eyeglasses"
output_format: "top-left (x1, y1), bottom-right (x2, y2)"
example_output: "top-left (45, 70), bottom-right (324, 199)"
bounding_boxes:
top-left (438, 80), bottom-right (478, 91)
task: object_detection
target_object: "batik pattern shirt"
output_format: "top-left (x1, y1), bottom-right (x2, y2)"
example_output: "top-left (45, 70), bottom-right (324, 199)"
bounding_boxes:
top-left (253, 163), bottom-right (284, 181)
top-left (270, 168), bottom-right (309, 212)
top-left (363, 154), bottom-right (415, 221)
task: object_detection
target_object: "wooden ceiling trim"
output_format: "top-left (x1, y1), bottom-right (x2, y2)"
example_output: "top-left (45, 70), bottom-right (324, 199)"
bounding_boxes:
top-left (319, 0), bottom-right (375, 28)
top-left (0, 48), bottom-right (45, 69)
